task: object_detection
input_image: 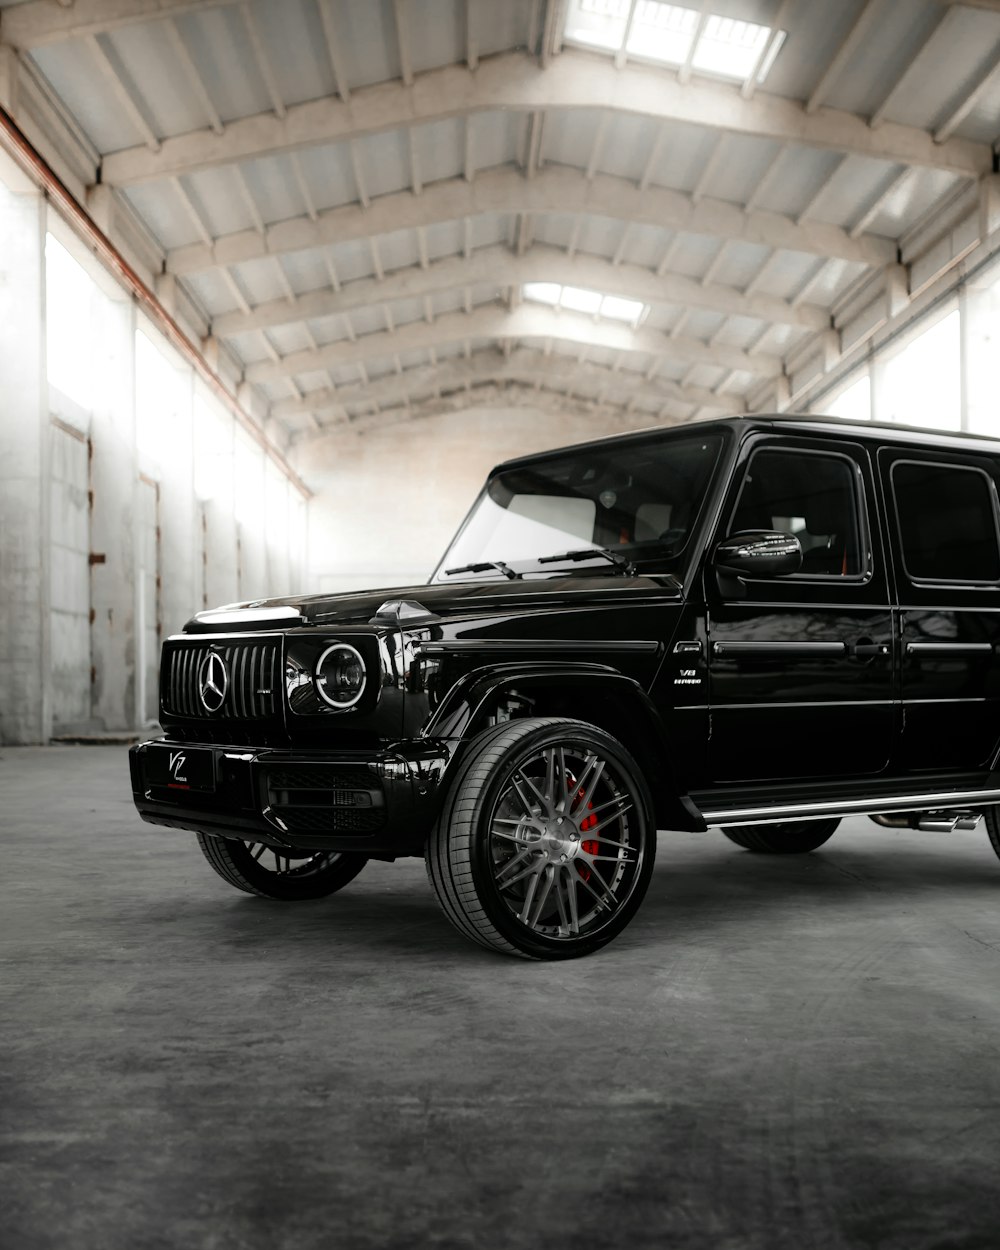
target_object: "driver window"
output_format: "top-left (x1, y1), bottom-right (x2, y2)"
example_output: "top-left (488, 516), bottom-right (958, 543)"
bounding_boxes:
top-left (731, 448), bottom-right (864, 577)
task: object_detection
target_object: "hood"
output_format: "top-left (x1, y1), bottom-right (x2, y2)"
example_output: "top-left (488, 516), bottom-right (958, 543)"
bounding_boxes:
top-left (182, 572), bottom-right (684, 634)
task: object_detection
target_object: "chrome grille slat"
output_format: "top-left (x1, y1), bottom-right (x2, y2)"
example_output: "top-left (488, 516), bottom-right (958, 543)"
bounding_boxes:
top-left (161, 638), bottom-right (280, 721)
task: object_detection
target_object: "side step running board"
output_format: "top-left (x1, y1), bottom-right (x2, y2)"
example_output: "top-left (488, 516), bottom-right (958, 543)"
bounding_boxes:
top-left (701, 788), bottom-right (1000, 828)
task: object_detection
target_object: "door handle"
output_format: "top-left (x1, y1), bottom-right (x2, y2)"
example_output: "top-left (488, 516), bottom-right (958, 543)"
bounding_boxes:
top-left (850, 639), bottom-right (890, 659)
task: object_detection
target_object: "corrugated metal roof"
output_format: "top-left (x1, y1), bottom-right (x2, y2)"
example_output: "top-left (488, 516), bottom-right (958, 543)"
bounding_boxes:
top-left (1, 0), bottom-right (997, 440)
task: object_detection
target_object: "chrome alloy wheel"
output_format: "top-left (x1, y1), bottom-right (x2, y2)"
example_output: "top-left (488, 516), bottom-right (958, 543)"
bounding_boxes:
top-left (241, 843), bottom-right (344, 878)
top-left (487, 744), bottom-right (645, 941)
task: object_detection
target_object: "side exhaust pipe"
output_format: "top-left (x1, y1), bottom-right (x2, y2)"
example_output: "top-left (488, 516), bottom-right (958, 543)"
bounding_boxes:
top-left (869, 811), bottom-right (982, 832)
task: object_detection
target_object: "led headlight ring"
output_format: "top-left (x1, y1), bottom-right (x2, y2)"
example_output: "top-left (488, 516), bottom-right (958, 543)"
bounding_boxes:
top-left (314, 642), bottom-right (367, 710)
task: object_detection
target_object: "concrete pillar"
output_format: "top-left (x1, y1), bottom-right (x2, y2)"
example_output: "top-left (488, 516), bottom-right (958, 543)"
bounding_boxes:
top-left (0, 163), bottom-right (49, 743)
top-left (88, 291), bottom-right (138, 730)
top-left (156, 364), bottom-right (199, 637)
top-left (203, 499), bottom-right (239, 610)
top-left (962, 267), bottom-right (1000, 436)
top-left (234, 431), bottom-right (266, 600)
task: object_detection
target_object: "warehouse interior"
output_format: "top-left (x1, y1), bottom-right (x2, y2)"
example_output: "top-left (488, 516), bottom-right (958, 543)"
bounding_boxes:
top-left (3, 0), bottom-right (1000, 1246)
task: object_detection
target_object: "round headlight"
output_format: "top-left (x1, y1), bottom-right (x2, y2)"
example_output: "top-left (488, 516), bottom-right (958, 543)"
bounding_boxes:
top-left (315, 642), bottom-right (366, 709)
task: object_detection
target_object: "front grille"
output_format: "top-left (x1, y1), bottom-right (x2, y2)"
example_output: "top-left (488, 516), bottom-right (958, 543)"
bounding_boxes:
top-left (163, 640), bottom-right (281, 720)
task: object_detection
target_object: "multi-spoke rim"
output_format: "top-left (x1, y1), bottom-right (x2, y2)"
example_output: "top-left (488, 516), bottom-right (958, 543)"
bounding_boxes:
top-left (486, 742), bottom-right (645, 941)
top-left (242, 843), bottom-right (342, 879)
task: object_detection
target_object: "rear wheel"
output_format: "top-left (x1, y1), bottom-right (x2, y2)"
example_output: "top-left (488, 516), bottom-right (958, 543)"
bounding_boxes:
top-left (721, 818), bottom-right (840, 854)
top-left (426, 717), bottom-right (656, 960)
top-left (196, 833), bottom-right (368, 899)
top-left (984, 808), bottom-right (1000, 862)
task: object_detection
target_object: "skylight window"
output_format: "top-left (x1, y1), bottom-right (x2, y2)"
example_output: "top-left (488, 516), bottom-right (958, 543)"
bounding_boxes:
top-left (522, 282), bottom-right (562, 305)
top-left (559, 286), bottom-right (603, 315)
top-left (566, 0), bottom-right (631, 50)
top-left (523, 283), bottom-right (646, 325)
top-left (625, 3), bottom-right (699, 63)
top-left (691, 15), bottom-right (771, 79)
top-left (564, 0), bottom-right (783, 84)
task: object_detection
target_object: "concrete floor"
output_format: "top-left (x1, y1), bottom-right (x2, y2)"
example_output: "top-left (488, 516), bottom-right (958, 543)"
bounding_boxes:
top-left (3, 747), bottom-right (1000, 1250)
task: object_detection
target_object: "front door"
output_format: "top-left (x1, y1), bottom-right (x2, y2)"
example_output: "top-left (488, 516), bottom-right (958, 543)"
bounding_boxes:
top-left (706, 434), bottom-right (895, 787)
top-left (878, 447), bottom-right (1000, 775)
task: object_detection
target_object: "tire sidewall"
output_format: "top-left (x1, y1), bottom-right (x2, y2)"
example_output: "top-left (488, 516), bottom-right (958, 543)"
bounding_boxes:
top-left (214, 837), bottom-right (367, 900)
top-left (463, 720), bottom-right (656, 958)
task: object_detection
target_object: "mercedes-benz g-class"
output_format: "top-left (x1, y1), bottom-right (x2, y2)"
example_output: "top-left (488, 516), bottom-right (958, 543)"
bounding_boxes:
top-left (130, 415), bottom-right (1000, 959)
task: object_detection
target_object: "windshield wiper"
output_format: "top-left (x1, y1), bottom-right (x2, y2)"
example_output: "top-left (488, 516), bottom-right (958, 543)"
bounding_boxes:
top-left (443, 560), bottom-right (521, 580)
top-left (537, 547), bottom-right (637, 576)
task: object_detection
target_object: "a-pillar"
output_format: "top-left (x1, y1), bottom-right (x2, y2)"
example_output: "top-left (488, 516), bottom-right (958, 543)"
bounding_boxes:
top-left (0, 155), bottom-right (49, 743)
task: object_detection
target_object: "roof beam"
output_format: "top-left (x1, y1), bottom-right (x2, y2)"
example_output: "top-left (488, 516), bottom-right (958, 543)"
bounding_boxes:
top-left (271, 347), bottom-right (736, 424)
top-left (465, 0), bottom-right (478, 71)
top-left (99, 49), bottom-right (990, 188)
top-left (934, 44), bottom-right (1000, 142)
top-left (241, 3), bottom-right (286, 119)
top-left (741, 0), bottom-right (792, 101)
top-left (244, 303), bottom-right (783, 387)
top-left (85, 34), bottom-right (160, 152)
top-left (317, 0), bottom-right (350, 102)
top-left (806, 0), bottom-right (881, 114)
top-left (0, 0), bottom-right (242, 48)
top-left (167, 165), bottom-right (896, 276)
top-left (391, 0), bottom-right (413, 87)
top-left (937, 0), bottom-right (1000, 12)
top-left (295, 383), bottom-right (675, 440)
top-left (211, 245), bottom-right (830, 339)
top-left (164, 18), bottom-right (223, 135)
top-left (870, 7), bottom-right (952, 128)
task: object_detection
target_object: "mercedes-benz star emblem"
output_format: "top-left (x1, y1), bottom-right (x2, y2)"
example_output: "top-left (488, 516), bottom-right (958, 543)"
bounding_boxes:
top-left (198, 651), bottom-right (229, 713)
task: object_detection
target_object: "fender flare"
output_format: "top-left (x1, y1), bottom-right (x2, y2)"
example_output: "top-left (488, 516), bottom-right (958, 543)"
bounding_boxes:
top-left (422, 661), bottom-right (706, 832)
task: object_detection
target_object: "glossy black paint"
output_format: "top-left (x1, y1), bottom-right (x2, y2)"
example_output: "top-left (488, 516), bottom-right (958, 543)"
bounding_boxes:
top-left (130, 414), bottom-right (1000, 854)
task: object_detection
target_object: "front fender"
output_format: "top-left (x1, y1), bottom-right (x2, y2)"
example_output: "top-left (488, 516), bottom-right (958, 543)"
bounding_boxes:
top-left (422, 661), bottom-right (706, 833)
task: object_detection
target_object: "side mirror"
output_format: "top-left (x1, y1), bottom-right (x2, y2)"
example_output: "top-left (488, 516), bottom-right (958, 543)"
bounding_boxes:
top-left (713, 530), bottom-right (802, 598)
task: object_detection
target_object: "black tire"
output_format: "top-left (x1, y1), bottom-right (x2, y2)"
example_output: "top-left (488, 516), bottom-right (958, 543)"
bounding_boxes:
top-left (721, 818), bottom-right (840, 854)
top-left (195, 833), bottom-right (368, 900)
top-left (425, 717), bottom-right (656, 960)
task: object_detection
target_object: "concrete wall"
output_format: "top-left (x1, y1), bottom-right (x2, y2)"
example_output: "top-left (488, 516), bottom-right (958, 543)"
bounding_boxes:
top-left (297, 405), bottom-right (637, 595)
top-left (0, 163), bottom-right (307, 744)
top-left (0, 162), bottom-right (48, 744)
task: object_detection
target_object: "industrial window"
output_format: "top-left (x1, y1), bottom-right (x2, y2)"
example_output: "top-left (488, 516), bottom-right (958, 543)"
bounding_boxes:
top-left (823, 374), bottom-right (871, 423)
top-left (891, 460), bottom-right (1000, 584)
top-left (879, 309), bottom-right (961, 432)
top-left (730, 448), bottom-right (864, 577)
top-left (563, 1), bottom-right (783, 83)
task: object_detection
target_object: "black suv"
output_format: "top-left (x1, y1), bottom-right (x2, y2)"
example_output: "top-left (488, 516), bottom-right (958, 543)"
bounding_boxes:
top-left (130, 415), bottom-right (1000, 959)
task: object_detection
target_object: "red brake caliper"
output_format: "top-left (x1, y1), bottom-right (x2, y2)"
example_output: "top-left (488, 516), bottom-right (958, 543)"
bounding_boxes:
top-left (575, 786), bottom-right (600, 881)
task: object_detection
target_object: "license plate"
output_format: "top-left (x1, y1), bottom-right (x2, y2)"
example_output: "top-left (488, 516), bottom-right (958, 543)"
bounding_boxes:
top-left (144, 745), bottom-right (216, 793)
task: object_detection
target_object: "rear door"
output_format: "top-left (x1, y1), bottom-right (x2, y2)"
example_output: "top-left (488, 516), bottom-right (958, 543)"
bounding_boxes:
top-left (878, 448), bottom-right (1000, 774)
top-left (706, 433), bottom-right (895, 786)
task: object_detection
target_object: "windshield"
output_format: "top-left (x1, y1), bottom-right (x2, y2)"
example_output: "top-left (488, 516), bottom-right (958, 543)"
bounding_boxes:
top-left (433, 431), bottom-right (725, 581)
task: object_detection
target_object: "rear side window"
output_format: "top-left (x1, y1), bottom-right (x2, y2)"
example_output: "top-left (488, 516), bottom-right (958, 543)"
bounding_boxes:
top-left (730, 448), bottom-right (864, 576)
top-left (891, 460), bottom-right (1000, 583)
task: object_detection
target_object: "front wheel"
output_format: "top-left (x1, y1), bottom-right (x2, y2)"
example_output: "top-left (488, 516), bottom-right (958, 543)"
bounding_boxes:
top-left (196, 833), bottom-right (368, 899)
top-left (721, 818), bottom-right (840, 854)
top-left (426, 717), bottom-right (656, 960)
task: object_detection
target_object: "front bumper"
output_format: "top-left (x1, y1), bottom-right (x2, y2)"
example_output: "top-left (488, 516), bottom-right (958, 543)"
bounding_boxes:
top-left (129, 738), bottom-right (451, 855)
